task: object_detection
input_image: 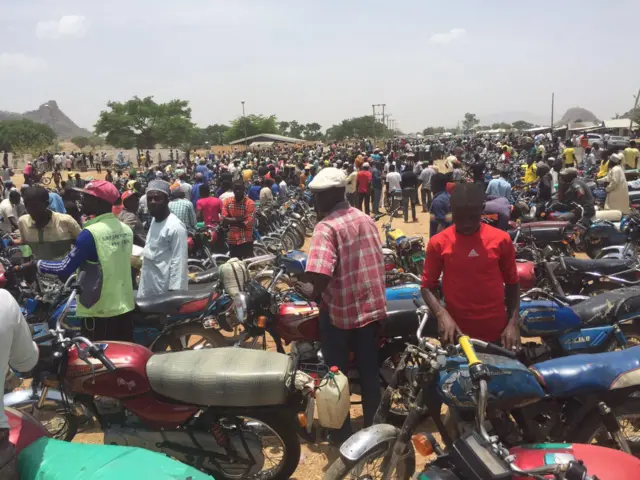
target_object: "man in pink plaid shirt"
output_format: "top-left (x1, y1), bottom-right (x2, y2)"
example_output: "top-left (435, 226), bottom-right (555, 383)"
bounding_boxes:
top-left (305, 167), bottom-right (386, 443)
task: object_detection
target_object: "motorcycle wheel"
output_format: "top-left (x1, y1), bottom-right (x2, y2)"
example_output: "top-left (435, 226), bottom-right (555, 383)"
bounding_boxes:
top-left (281, 232), bottom-right (295, 252)
top-left (574, 398), bottom-right (640, 456)
top-left (151, 324), bottom-right (229, 352)
top-left (13, 402), bottom-right (78, 442)
top-left (379, 343), bottom-right (414, 426)
top-left (291, 226), bottom-right (305, 249)
top-left (212, 411), bottom-right (301, 480)
top-left (324, 441), bottom-right (415, 480)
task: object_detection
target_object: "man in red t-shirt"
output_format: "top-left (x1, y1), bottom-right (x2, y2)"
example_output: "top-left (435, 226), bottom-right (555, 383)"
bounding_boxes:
top-left (196, 183), bottom-right (223, 226)
top-left (421, 182), bottom-right (520, 349)
top-left (356, 163), bottom-right (373, 215)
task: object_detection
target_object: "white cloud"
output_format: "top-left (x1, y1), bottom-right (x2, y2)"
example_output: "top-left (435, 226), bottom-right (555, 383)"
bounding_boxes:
top-left (36, 15), bottom-right (88, 39)
top-left (0, 53), bottom-right (46, 72)
top-left (428, 28), bottom-right (466, 45)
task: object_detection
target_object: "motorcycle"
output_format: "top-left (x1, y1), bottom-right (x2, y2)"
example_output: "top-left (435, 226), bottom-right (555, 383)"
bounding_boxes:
top-left (5, 408), bottom-right (213, 479)
top-left (324, 307), bottom-right (640, 479)
top-left (233, 276), bottom-right (431, 423)
top-left (518, 286), bottom-right (640, 363)
top-left (375, 209), bottom-right (426, 279)
top-left (10, 275), bottom-right (310, 480)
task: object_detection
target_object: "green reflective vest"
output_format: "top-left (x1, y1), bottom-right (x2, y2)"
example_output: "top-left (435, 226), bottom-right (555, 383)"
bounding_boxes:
top-left (75, 213), bottom-right (134, 318)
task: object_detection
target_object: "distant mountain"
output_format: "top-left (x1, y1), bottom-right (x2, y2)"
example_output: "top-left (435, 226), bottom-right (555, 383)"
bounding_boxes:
top-left (0, 101), bottom-right (91, 138)
top-left (554, 107), bottom-right (600, 126)
top-left (480, 111), bottom-right (550, 127)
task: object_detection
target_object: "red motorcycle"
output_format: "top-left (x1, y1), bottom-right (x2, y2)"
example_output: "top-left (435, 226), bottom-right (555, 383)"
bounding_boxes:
top-left (25, 276), bottom-right (309, 480)
top-left (233, 279), bottom-right (435, 425)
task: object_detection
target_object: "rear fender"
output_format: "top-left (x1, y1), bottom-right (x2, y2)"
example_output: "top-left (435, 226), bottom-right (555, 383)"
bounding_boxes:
top-left (339, 423), bottom-right (400, 462)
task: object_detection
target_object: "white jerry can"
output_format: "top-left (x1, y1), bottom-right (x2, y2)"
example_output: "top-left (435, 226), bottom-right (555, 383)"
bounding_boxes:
top-left (315, 366), bottom-right (350, 429)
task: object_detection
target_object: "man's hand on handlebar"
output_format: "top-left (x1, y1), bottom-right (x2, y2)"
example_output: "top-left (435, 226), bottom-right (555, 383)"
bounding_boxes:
top-left (436, 310), bottom-right (461, 345)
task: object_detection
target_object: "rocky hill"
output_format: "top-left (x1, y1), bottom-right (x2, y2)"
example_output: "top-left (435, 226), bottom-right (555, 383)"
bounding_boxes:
top-left (0, 100), bottom-right (91, 138)
top-left (554, 107), bottom-right (600, 126)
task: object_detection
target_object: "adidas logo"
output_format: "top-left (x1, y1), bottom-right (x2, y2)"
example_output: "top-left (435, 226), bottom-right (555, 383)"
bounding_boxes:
top-left (468, 249), bottom-right (479, 258)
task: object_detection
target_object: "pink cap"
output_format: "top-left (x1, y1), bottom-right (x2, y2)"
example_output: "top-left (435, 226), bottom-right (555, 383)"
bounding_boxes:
top-left (77, 180), bottom-right (120, 205)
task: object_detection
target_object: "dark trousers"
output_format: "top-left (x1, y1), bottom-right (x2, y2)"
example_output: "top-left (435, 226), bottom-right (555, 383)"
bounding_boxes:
top-left (372, 188), bottom-right (382, 214)
top-left (421, 187), bottom-right (433, 211)
top-left (81, 311), bottom-right (135, 342)
top-left (229, 241), bottom-right (254, 260)
top-left (346, 192), bottom-right (356, 206)
top-left (357, 192), bottom-right (371, 215)
top-left (318, 310), bottom-right (381, 440)
top-left (402, 187), bottom-right (417, 222)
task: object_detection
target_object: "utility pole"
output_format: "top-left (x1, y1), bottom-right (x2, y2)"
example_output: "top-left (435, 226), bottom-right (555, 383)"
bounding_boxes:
top-left (550, 92), bottom-right (555, 135)
top-left (372, 103), bottom-right (386, 144)
top-left (630, 89), bottom-right (640, 134)
top-left (241, 101), bottom-right (247, 149)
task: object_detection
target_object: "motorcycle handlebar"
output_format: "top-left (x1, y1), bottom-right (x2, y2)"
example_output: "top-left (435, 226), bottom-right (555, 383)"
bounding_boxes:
top-left (88, 343), bottom-right (117, 372)
top-left (470, 339), bottom-right (517, 359)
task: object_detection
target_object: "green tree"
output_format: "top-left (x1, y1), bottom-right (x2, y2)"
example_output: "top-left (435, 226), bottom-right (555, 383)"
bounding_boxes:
top-left (87, 136), bottom-right (105, 148)
top-left (189, 124), bottom-right (230, 147)
top-left (461, 113), bottom-right (480, 132)
top-left (422, 126), bottom-right (446, 136)
top-left (225, 114), bottom-right (279, 143)
top-left (303, 122), bottom-right (323, 141)
top-left (94, 96), bottom-right (194, 151)
top-left (278, 121), bottom-right (290, 135)
top-left (511, 120), bottom-right (534, 130)
top-left (325, 116), bottom-right (388, 141)
top-left (491, 122), bottom-right (512, 130)
top-left (71, 136), bottom-right (91, 149)
top-left (0, 119), bottom-right (56, 154)
top-left (287, 120), bottom-right (305, 139)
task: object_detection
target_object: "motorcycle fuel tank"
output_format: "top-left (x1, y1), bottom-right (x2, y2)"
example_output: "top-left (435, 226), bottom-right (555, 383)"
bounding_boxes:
top-left (437, 354), bottom-right (545, 409)
top-left (279, 250), bottom-right (308, 276)
top-left (65, 342), bottom-right (153, 398)
top-left (276, 300), bottom-right (321, 342)
top-left (385, 283), bottom-right (421, 301)
top-left (516, 260), bottom-right (535, 290)
top-left (510, 443), bottom-right (640, 480)
top-left (519, 300), bottom-right (582, 336)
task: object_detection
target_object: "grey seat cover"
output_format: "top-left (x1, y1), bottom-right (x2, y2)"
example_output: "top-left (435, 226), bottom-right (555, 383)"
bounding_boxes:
top-left (146, 348), bottom-right (292, 407)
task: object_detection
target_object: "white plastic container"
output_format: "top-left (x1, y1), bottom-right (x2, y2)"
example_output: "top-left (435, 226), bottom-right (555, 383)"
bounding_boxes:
top-left (595, 209), bottom-right (622, 222)
top-left (315, 366), bottom-right (350, 429)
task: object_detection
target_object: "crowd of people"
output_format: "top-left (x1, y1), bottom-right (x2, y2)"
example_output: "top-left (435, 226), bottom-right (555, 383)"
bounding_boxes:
top-left (1, 128), bottom-right (640, 465)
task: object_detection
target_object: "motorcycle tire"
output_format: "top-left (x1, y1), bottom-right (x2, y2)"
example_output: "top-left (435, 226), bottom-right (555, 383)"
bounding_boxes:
top-left (379, 342), bottom-right (414, 427)
top-left (324, 441), bottom-right (415, 480)
top-left (573, 397), bottom-right (640, 456)
top-left (213, 411), bottom-right (301, 480)
top-left (13, 401), bottom-right (78, 442)
top-left (151, 323), bottom-right (229, 352)
top-left (281, 232), bottom-right (295, 253)
top-left (290, 226), bottom-right (305, 249)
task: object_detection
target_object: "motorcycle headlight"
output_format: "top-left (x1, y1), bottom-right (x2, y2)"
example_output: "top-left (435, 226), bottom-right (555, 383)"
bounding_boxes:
top-left (234, 293), bottom-right (247, 324)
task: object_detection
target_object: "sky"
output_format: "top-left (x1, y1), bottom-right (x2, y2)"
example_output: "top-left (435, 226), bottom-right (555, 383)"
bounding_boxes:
top-left (1, 0), bottom-right (639, 133)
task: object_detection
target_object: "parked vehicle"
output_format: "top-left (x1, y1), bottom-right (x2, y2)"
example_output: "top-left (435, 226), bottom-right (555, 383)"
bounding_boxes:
top-left (376, 209), bottom-right (426, 279)
top-left (609, 135), bottom-right (630, 149)
top-left (8, 276), bottom-right (310, 480)
top-left (324, 307), bottom-right (640, 479)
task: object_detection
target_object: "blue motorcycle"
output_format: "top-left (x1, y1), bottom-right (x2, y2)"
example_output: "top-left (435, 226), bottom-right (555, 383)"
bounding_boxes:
top-left (324, 307), bottom-right (640, 478)
top-left (518, 287), bottom-right (640, 363)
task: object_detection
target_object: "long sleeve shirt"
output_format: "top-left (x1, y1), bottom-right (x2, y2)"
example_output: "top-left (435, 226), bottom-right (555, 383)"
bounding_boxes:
top-left (38, 229), bottom-right (99, 278)
top-left (137, 213), bottom-right (188, 299)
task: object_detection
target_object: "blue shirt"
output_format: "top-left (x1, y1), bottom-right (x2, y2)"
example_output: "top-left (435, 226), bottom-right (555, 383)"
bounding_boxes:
top-left (191, 182), bottom-right (204, 207)
top-left (486, 177), bottom-right (513, 203)
top-left (38, 229), bottom-right (98, 279)
top-left (48, 192), bottom-right (66, 214)
top-left (271, 184), bottom-right (280, 197)
top-left (430, 191), bottom-right (451, 236)
top-left (372, 167), bottom-right (383, 189)
top-left (248, 185), bottom-right (261, 201)
top-left (195, 165), bottom-right (211, 182)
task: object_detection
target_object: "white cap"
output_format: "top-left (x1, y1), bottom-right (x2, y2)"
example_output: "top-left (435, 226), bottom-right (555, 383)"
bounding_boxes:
top-left (308, 167), bottom-right (347, 192)
top-left (363, 162), bottom-right (370, 168)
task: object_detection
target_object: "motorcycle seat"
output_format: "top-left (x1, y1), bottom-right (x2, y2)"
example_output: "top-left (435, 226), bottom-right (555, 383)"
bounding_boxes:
top-left (570, 287), bottom-right (640, 326)
top-left (562, 257), bottom-right (636, 274)
top-left (135, 287), bottom-right (214, 314)
top-left (530, 346), bottom-right (640, 397)
top-left (510, 225), bottom-right (566, 243)
top-left (145, 348), bottom-right (292, 407)
top-left (381, 298), bottom-right (438, 338)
